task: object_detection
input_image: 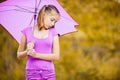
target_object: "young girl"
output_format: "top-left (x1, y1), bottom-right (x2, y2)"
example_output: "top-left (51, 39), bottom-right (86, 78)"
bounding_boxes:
top-left (17, 5), bottom-right (60, 80)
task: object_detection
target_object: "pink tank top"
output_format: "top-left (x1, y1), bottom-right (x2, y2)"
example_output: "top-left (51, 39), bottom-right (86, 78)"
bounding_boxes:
top-left (21, 27), bottom-right (58, 70)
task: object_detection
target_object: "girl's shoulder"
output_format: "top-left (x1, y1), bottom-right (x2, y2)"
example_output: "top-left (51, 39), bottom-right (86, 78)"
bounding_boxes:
top-left (22, 27), bottom-right (32, 31)
top-left (49, 27), bottom-right (58, 36)
top-left (21, 27), bottom-right (32, 35)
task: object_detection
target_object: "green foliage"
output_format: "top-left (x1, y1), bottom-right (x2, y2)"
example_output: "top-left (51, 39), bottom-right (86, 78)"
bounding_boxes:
top-left (0, 0), bottom-right (120, 80)
top-left (0, 26), bottom-right (27, 80)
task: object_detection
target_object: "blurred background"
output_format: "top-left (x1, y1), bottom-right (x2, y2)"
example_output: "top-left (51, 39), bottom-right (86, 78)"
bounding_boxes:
top-left (0, 0), bottom-right (120, 80)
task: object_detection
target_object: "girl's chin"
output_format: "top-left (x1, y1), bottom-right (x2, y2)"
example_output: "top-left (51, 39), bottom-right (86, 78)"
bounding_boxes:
top-left (46, 26), bottom-right (52, 29)
top-left (44, 27), bottom-right (50, 30)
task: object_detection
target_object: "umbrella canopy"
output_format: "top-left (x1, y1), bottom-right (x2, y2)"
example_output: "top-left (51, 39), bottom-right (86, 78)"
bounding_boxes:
top-left (0, 0), bottom-right (79, 43)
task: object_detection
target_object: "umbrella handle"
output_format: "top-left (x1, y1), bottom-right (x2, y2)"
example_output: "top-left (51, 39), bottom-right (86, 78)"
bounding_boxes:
top-left (34, 8), bottom-right (37, 20)
top-left (34, 14), bottom-right (37, 20)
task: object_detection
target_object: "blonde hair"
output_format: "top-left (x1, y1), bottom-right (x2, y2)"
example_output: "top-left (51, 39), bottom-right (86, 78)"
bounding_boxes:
top-left (37, 5), bottom-right (60, 30)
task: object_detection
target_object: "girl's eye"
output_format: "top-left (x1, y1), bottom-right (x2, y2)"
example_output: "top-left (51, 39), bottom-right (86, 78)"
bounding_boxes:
top-left (51, 19), bottom-right (54, 21)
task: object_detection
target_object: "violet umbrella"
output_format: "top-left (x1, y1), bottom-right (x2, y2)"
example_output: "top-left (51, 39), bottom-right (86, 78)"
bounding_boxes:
top-left (0, 0), bottom-right (79, 43)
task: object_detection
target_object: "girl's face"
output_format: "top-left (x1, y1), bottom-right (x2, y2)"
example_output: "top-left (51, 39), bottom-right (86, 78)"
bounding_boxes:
top-left (44, 10), bottom-right (60, 29)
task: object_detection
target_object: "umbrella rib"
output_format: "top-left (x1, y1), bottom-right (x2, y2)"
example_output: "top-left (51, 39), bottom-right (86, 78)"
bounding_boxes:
top-left (15, 5), bottom-right (34, 13)
top-left (35, 0), bottom-right (37, 9)
top-left (0, 5), bottom-right (34, 13)
top-left (0, 5), bottom-right (34, 9)
top-left (0, 9), bottom-right (34, 13)
top-left (0, 9), bottom-right (15, 12)
top-left (37, 0), bottom-right (41, 11)
top-left (14, 9), bottom-right (34, 13)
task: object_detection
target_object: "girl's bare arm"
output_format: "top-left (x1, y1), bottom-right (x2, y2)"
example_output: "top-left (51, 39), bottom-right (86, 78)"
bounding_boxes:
top-left (17, 33), bottom-right (27, 59)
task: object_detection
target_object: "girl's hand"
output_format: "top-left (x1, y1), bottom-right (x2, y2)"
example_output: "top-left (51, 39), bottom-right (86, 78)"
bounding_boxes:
top-left (27, 42), bottom-right (34, 50)
top-left (26, 42), bottom-right (36, 57)
top-left (27, 49), bottom-right (36, 57)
